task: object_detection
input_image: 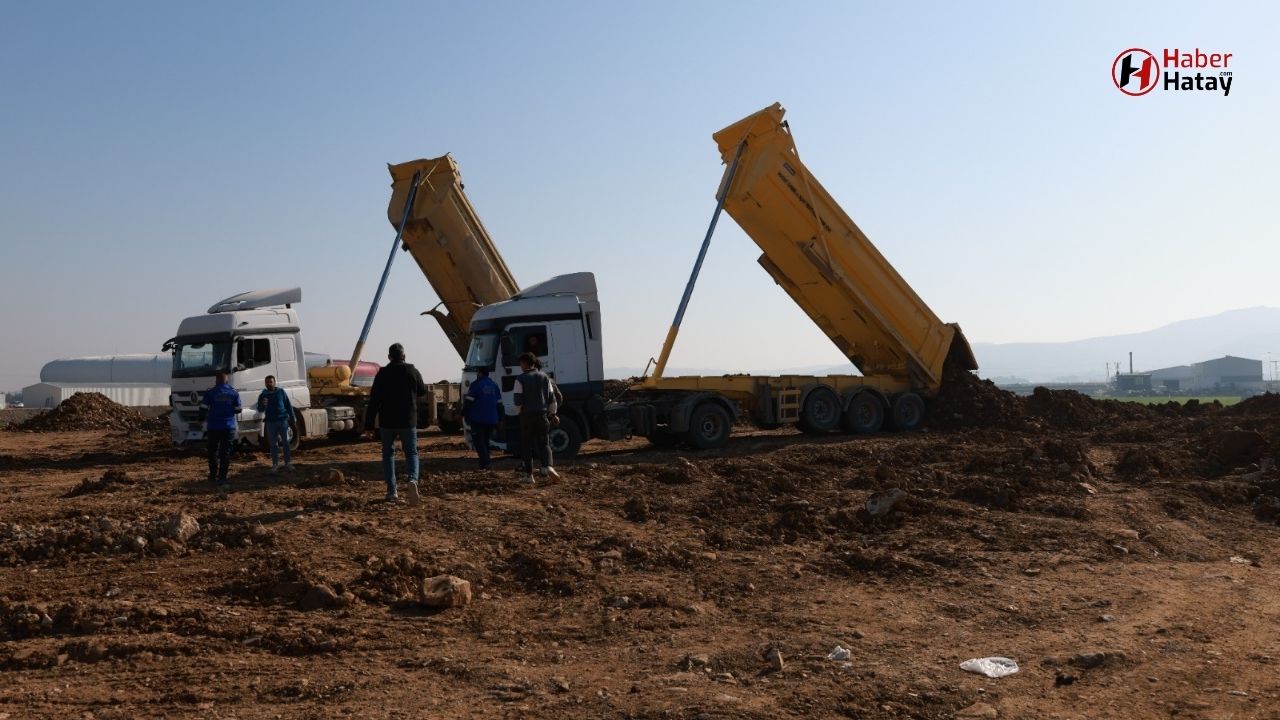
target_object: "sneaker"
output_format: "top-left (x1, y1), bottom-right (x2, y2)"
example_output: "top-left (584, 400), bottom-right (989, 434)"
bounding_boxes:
top-left (217, 483), bottom-right (231, 495)
top-left (269, 466), bottom-right (278, 475)
top-left (544, 466), bottom-right (561, 481)
top-left (521, 474), bottom-right (536, 485)
top-left (284, 464), bottom-right (295, 473)
top-left (405, 482), bottom-right (421, 507)
top-left (384, 494), bottom-right (403, 505)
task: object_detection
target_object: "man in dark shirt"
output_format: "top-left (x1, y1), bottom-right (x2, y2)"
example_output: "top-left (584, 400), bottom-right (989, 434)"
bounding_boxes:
top-left (364, 343), bottom-right (427, 505)
top-left (513, 351), bottom-right (560, 485)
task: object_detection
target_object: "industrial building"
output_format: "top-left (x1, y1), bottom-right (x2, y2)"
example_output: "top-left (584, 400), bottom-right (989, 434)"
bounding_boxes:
top-left (1148, 355), bottom-right (1264, 393)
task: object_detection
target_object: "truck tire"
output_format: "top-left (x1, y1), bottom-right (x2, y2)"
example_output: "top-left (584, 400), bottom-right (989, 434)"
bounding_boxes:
top-left (548, 417), bottom-right (583, 459)
top-left (686, 402), bottom-right (731, 450)
top-left (889, 392), bottom-right (926, 432)
top-left (841, 392), bottom-right (884, 434)
top-left (798, 386), bottom-right (840, 434)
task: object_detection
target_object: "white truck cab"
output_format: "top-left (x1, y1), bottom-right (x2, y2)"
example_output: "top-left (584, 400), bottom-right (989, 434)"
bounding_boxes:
top-left (462, 273), bottom-right (609, 457)
top-left (165, 288), bottom-right (352, 446)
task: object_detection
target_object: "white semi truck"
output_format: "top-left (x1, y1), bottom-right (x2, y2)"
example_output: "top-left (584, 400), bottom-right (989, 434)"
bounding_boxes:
top-left (164, 288), bottom-right (460, 448)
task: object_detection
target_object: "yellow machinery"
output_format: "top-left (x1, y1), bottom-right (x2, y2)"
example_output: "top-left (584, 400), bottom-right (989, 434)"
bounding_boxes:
top-left (388, 155), bottom-right (520, 359)
top-left (637, 103), bottom-right (975, 439)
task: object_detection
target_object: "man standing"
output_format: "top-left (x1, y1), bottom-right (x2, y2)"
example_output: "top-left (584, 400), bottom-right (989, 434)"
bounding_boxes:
top-left (201, 371), bottom-right (242, 493)
top-left (257, 374), bottom-right (294, 474)
top-left (514, 352), bottom-right (561, 485)
top-left (464, 368), bottom-right (502, 470)
top-left (364, 343), bottom-right (426, 505)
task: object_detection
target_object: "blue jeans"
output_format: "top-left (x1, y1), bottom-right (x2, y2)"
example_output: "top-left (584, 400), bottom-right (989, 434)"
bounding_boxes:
top-left (265, 419), bottom-right (291, 467)
top-left (380, 427), bottom-right (418, 497)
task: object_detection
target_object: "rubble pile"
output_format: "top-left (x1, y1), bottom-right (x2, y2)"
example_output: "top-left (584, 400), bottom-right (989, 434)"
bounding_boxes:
top-left (17, 393), bottom-right (146, 433)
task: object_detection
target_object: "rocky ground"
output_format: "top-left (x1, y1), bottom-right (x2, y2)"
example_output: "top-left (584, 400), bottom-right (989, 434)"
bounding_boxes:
top-left (1, 391), bottom-right (1279, 719)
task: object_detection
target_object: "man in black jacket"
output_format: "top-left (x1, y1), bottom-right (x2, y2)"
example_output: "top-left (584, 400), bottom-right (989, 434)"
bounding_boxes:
top-left (364, 343), bottom-right (427, 505)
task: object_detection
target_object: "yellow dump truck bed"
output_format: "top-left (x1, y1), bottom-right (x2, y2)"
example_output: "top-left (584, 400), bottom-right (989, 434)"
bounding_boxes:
top-left (712, 103), bottom-right (976, 395)
top-left (388, 156), bottom-right (520, 359)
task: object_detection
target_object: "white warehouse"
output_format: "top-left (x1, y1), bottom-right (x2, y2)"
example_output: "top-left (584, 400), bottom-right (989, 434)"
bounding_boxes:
top-left (23, 354), bottom-right (172, 408)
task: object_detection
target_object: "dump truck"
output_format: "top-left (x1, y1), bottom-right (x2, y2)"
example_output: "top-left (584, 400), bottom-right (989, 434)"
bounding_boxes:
top-left (457, 103), bottom-right (976, 457)
top-left (165, 155), bottom-right (516, 447)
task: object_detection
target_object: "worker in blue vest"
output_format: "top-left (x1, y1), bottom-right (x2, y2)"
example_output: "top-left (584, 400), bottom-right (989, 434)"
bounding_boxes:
top-left (201, 371), bottom-right (242, 493)
top-left (464, 368), bottom-right (503, 470)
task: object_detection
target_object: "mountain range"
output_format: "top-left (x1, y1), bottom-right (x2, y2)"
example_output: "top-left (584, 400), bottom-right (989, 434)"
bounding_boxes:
top-left (607, 307), bottom-right (1280, 382)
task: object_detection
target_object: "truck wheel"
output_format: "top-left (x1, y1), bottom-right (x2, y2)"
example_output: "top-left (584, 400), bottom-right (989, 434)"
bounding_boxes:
top-left (798, 386), bottom-right (840, 434)
top-left (686, 402), bottom-right (731, 450)
top-left (889, 392), bottom-right (926, 432)
top-left (287, 423), bottom-right (300, 451)
top-left (548, 418), bottom-right (583, 459)
top-left (841, 392), bottom-right (884, 434)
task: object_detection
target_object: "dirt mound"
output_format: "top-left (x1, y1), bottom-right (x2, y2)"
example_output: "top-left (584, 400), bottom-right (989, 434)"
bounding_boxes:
top-left (1226, 392), bottom-right (1280, 416)
top-left (929, 362), bottom-right (1026, 430)
top-left (17, 393), bottom-right (146, 433)
top-left (63, 469), bottom-right (138, 498)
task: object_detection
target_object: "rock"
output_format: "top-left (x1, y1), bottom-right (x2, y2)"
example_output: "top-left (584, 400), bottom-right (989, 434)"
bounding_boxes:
top-left (680, 653), bottom-right (711, 671)
top-left (317, 468), bottom-right (345, 486)
top-left (1054, 672), bottom-right (1077, 686)
top-left (128, 536), bottom-right (147, 553)
top-left (271, 581), bottom-right (309, 599)
top-left (334, 592), bottom-right (356, 608)
top-left (298, 584), bottom-right (339, 611)
top-left (39, 614), bottom-right (53, 629)
top-left (764, 647), bottom-right (785, 672)
top-left (418, 575), bottom-right (472, 608)
top-left (1023, 567), bottom-right (1041, 576)
top-left (152, 538), bottom-right (183, 556)
top-left (622, 496), bottom-right (650, 522)
top-left (956, 702), bottom-right (998, 718)
top-left (865, 488), bottom-right (907, 518)
top-left (1100, 614), bottom-right (1116, 623)
top-left (165, 514), bottom-right (201, 543)
top-left (550, 676), bottom-right (570, 693)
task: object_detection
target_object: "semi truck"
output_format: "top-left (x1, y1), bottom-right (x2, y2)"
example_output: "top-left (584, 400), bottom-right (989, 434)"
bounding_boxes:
top-left (456, 103), bottom-right (976, 457)
top-left (164, 288), bottom-right (463, 448)
top-left (165, 154), bottom-right (515, 448)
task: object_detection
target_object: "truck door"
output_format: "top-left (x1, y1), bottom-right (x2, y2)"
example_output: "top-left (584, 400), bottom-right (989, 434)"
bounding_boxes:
top-left (499, 324), bottom-right (551, 416)
top-left (545, 319), bottom-right (588, 397)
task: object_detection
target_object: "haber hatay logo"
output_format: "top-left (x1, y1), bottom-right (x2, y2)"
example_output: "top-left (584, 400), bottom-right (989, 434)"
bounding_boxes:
top-left (1113, 48), bottom-right (1159, 95)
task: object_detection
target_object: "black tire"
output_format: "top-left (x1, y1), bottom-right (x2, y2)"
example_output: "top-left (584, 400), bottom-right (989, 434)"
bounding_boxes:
top-left (889, 392), bottom-right (926, 432)
top-left (287, 422), bottom-right (300, 451)
top-left (841, 392), bottom-right (885, 434)
top-left (797, 386), bottom-right (840, 434)
top-left (685, 402), bottom-right (732, 450)
top-left (548, 417), bottom-right (583, 459)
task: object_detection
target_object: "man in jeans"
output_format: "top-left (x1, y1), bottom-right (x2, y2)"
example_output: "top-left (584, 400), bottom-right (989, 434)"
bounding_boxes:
top-left (364, 343), bottom-right (426, 505)
top-left (464, 367), bottom-right (502, 470)
top-left (201, 371), bottom-right (242, 493)
top-left (256, 374), bottom-right (294, 474)
top-left (513, 352), bottom-right (561, 485)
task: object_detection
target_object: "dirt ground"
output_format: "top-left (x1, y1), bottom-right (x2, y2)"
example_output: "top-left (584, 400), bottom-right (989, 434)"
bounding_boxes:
top-left (2, 396), bottom-right (1280, 719)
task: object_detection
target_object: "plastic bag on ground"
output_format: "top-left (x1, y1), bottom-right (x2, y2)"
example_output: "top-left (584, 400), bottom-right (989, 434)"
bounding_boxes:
top-left (959, 657), bottom-right (1019, 678)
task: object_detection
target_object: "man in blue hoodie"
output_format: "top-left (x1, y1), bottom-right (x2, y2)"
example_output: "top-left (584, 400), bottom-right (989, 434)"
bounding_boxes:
top-left (464, 368), bottom-right (502, 470)
top-left (201, 371), bottom-right (242, 492)
top-left (257, 374), bottom-right (294, 474)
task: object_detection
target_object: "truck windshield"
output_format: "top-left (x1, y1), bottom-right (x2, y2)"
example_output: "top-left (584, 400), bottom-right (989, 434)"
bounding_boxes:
top-left (172, 340), bottom-right (232, 378)
top-left (465, 333), bottom-right (499, 370)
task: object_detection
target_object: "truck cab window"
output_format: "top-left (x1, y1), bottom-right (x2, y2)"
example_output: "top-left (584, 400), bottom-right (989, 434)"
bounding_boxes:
top-left (235, 338), bottom-right (271, 370)
top-left (509, 326), bottom-right (548, 358)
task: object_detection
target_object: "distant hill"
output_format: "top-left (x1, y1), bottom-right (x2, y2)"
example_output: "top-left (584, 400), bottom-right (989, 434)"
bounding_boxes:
top-left (972, 307), bottom-right (1280, 382)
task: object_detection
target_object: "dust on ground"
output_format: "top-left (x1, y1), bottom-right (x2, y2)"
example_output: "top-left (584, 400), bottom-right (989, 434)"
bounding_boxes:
top-left (0, 386), bottom-right (1278, 718)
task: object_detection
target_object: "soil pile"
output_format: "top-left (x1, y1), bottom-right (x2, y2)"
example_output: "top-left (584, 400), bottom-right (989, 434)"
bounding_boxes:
top-left (17, 393), bottom-right (146, 433)
top-left (929, 362), bottom-right (1026, 430)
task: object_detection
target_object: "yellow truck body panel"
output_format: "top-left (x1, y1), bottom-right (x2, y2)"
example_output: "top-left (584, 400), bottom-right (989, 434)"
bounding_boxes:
top-left (711, 103), bottom-right (976, 396)
top-left (388, 155), bottom-right (520, 359)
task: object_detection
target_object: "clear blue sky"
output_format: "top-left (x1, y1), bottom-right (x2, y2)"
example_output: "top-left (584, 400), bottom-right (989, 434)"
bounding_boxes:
top-left (2, 1), bottom-right (1277, 389)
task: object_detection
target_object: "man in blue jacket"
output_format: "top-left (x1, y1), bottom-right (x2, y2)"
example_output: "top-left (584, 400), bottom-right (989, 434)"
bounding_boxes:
top-left (201, 371), bottom-right (242, 493)
top-left (464, 368), bottom-right (502, 470)
top-left (257, 374), bottom-right (294, 474)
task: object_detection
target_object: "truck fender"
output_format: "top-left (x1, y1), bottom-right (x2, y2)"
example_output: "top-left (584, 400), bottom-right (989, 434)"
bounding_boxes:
top-left (670, 393), bottom-right (738, 433)
top-left (841, 386), bottom-right (889, 411)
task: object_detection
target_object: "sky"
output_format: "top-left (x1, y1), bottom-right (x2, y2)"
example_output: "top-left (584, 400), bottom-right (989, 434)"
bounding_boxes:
top-left (2, 1), bottom-right (1277, 390)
